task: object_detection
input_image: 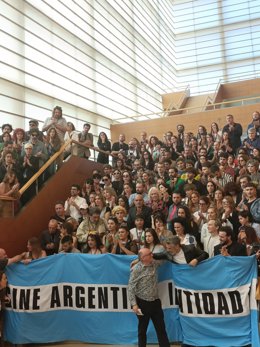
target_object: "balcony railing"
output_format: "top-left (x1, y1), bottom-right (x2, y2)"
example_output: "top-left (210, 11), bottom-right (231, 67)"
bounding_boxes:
top-left (0, 140), bottom-right (115, 217)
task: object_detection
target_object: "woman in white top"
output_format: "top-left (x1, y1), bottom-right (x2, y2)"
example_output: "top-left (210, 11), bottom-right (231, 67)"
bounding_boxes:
top-left (64, 122), bottom-right (79, 157)
top-left (210, 122), bottom-right (222, 142)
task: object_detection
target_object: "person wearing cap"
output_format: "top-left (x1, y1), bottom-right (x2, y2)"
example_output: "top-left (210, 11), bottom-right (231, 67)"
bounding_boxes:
top-left (25, 119), bottom-right (44, 141)
top-left (78, 202), bottom-right (89, 223)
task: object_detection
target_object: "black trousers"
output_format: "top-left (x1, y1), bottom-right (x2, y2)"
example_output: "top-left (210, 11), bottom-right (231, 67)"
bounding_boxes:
top-left (136, 297), bottom-right (170, 347)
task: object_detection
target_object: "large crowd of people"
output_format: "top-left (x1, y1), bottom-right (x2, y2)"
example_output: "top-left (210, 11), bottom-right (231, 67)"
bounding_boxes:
top-left (1, 109), bottom-right (260, 347)
top-left (1, 110), bottom-right (260, 260)
top-left (0, 110), bottom-right (260, 259)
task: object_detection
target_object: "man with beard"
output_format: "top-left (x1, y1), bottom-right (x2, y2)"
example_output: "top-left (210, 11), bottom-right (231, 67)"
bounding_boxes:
top-left (214, 226), bottom-right (247, 256)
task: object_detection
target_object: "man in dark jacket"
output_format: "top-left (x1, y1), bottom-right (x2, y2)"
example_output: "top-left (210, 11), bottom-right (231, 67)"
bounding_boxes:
top-left (222, 114), bottom-right (242, 152)
top-left (214, 226), bottom-right (247, 257)
top-left (153, 235), bottom-right (208, 266)
top-left (41, 219), bottom-right (60, 256)
top-left (127, 194), bottom-right (152, 230)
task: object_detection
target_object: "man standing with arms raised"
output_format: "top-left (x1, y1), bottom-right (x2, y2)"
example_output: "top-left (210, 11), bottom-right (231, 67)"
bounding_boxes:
top-left (128, 248), bottom-right (170, 347)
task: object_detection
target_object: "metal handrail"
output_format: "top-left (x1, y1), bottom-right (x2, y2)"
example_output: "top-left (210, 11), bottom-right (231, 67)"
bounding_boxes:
top-left (0, 196), bottom-right (16, 201)
top-left (118, 94), bottom-right (260, 121)
top-left (18, 140), bottom-right (115, 196)
top-left (18, 140), bottom-right (70, 195)
top-left (162, 86), bottom-right (190, 117)
top-left (0, 140), bottom-right (116, 216)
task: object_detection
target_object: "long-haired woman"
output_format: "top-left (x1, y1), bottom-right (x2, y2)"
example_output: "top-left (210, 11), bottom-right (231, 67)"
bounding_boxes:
top-left (23, 237), bottom-right (46, 262)
top-left (172, 216), bottom-right (196, 246)
top-left (144, 228), bottom-right (165, 254)
top-left (95, 193), bottom-right (111, 220)
top-left (140, 150), bottom-right (154, 170)
top-left (237, 225), bottom-right (260, 255)
top-left (12, 128), bottom-right (26, 156)
top-left (64, 122), bottom-right (79, 158)
top-left (82, 233), bottom-right (107, 254)
top-left (153, 213), bottom-right (172, 247)
top-left (0, 170), bottom-right (21, 214)
top-left (45, 127), bottom-right (62, 176)
top-left (97, 132), bottom-right (111, 164)
top-left (210, 122), bottom-right (222, 142)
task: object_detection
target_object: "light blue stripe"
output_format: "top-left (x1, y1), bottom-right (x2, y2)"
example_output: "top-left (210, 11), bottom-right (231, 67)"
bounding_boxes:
top-left (4, 253), bottom-right (259, 346)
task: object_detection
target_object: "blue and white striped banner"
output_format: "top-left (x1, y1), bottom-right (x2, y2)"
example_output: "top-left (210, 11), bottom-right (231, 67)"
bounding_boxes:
top-left (4, 253), bottom-right (259, 346)
top-left (172, 255), bottom-right (260, 347)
